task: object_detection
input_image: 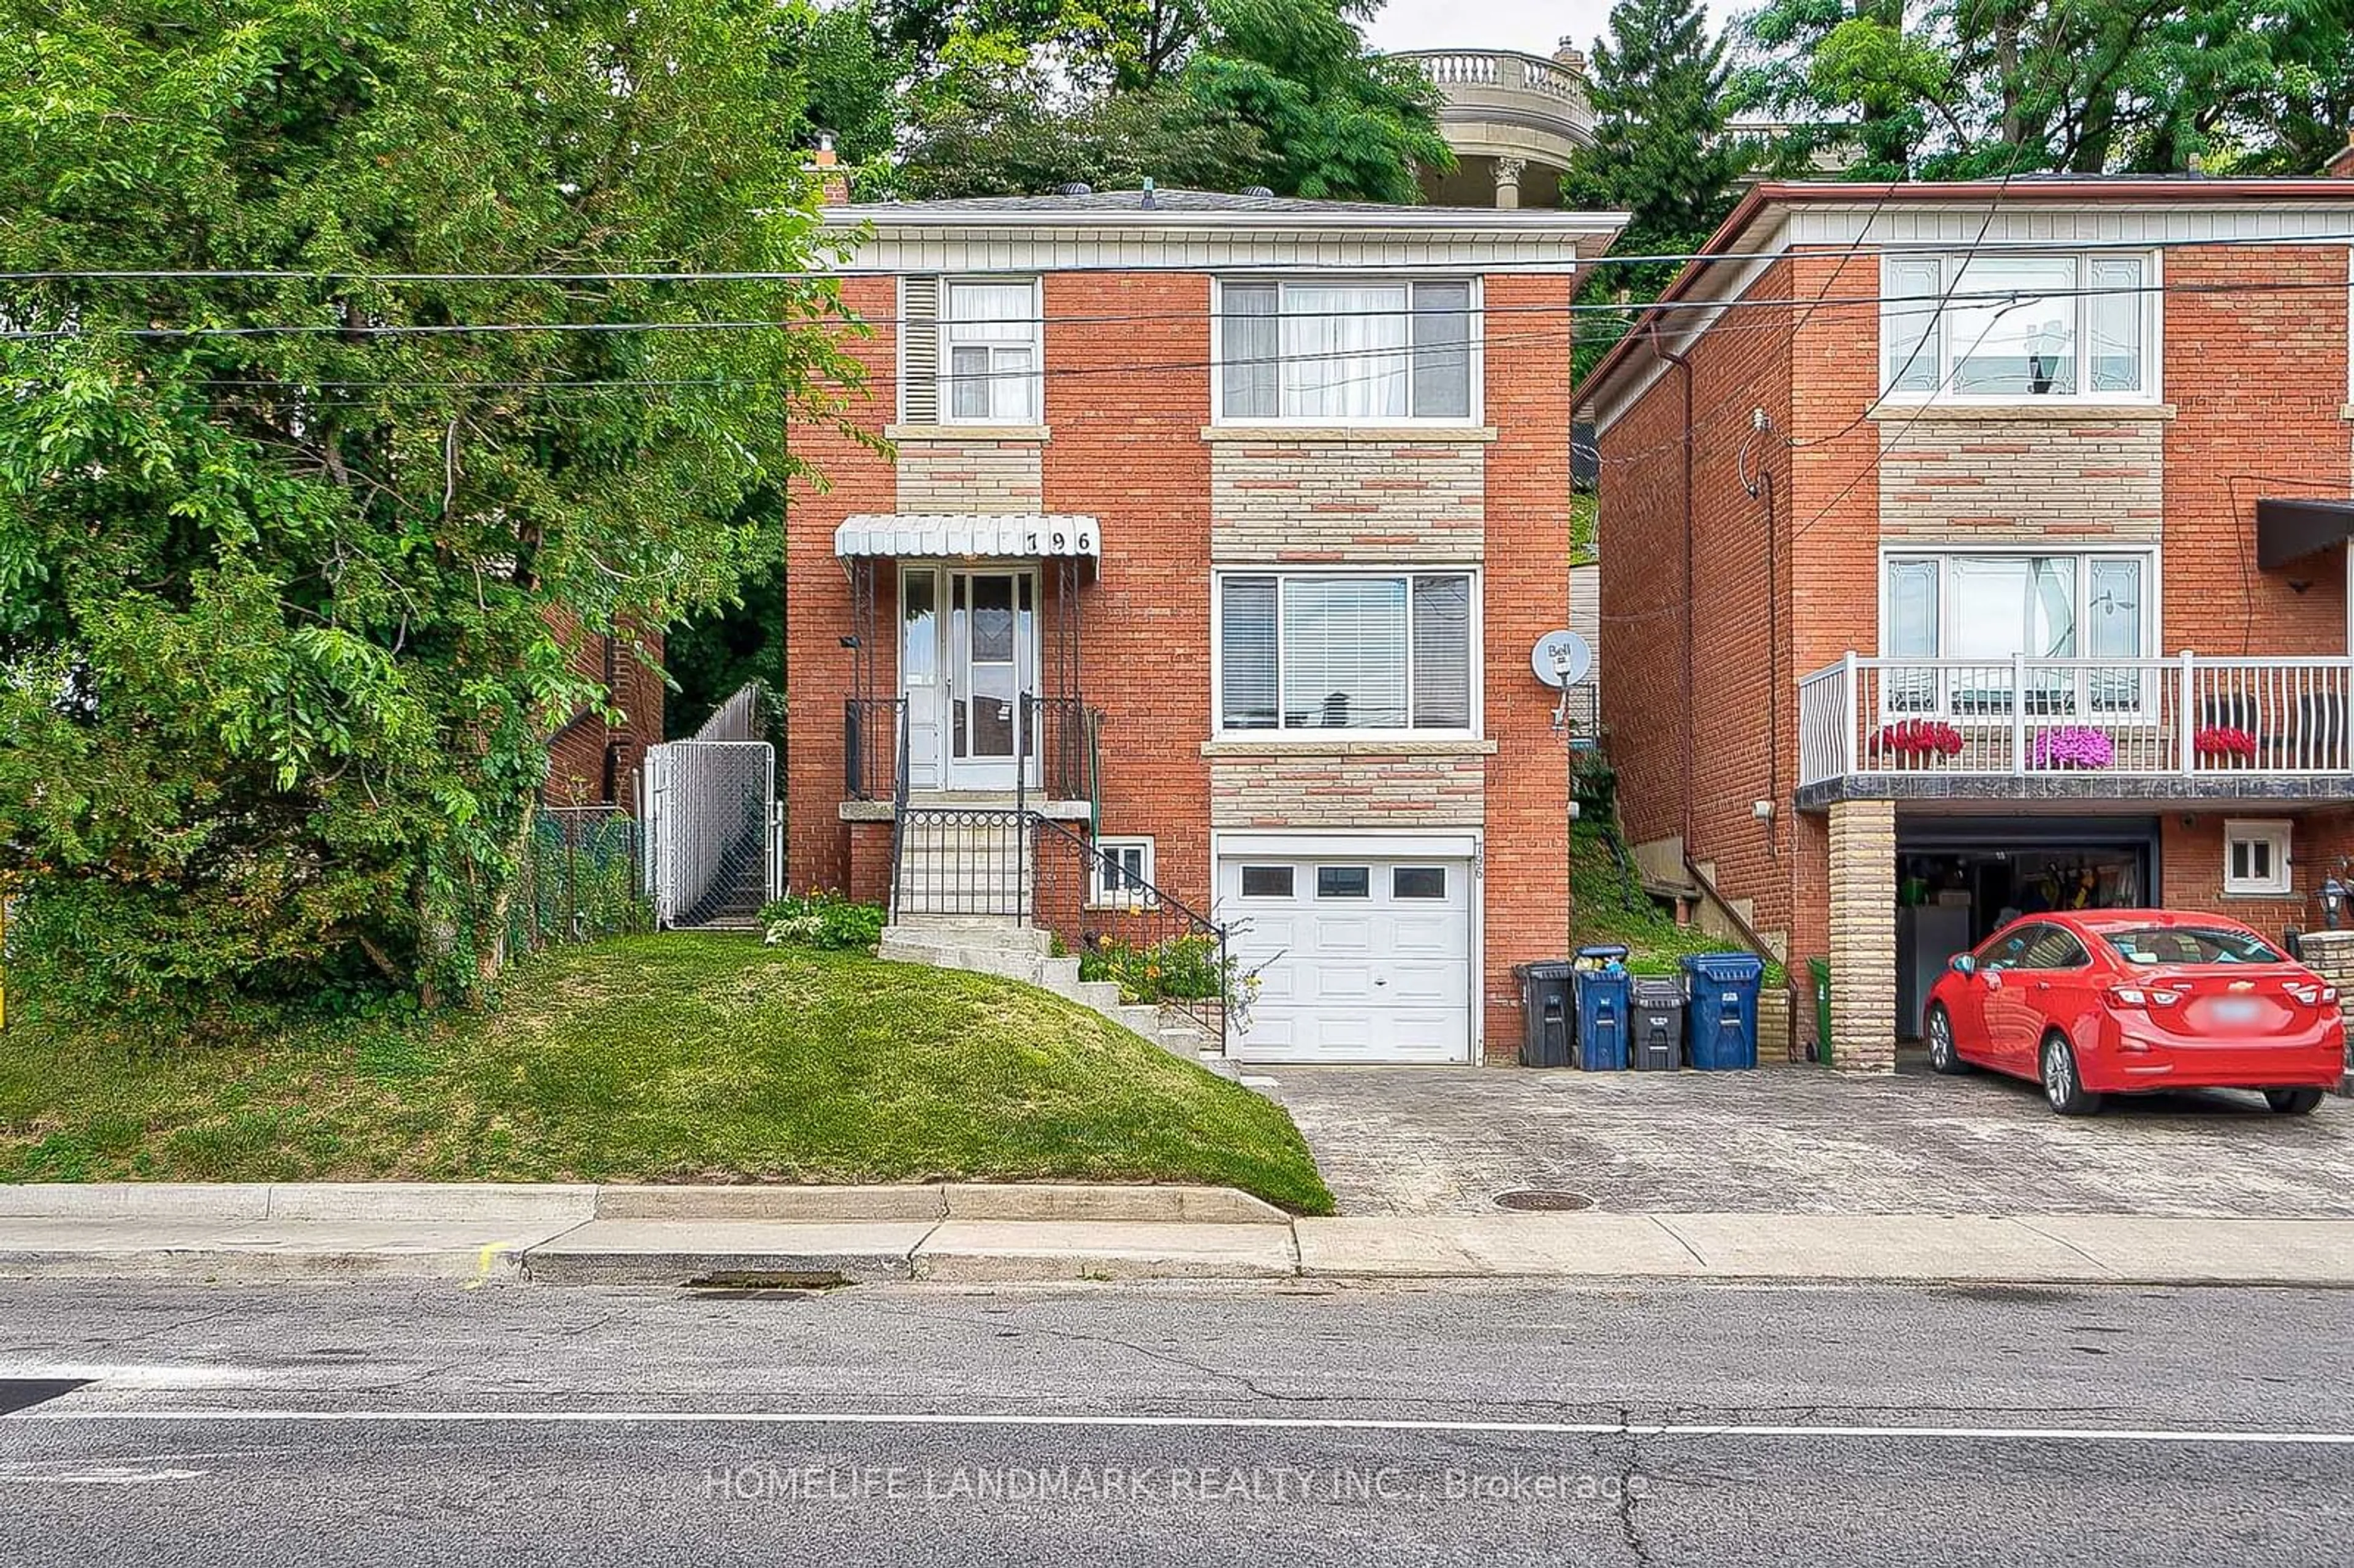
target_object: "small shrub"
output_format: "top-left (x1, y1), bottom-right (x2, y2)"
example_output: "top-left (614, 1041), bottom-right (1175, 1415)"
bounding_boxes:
top-left (1080, 933), bottom-right (1226, 1003)
top-left (761, 891), bottom-right (886, 951)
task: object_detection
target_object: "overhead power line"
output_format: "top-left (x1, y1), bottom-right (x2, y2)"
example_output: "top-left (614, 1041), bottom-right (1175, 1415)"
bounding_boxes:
top-left (6, 225), bottom-right (2354, 286)
top-left (6, 272), bottom-right (2353, 344)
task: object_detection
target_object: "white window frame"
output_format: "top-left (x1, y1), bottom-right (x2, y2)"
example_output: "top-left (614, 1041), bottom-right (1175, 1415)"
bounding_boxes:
top-left (2223, 819), bottom-right (2293, 896)
top-left (1878, 249), bottom-right (2162, 406)
top-left (1209, 275), bottom-right (1485, 428)
top-left (1875, 544), bottom-right (2162, 721)
top-left (1209, 566), bottom-right (1483, 742)
top-left (1088, 837), bottom-right (1156, 909)
top-left (940, 276), bottom-right (1043, 425)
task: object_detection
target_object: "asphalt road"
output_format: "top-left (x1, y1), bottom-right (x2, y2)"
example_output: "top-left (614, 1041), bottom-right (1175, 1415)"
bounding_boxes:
top-left (1, 1277), bottom-right (2350, 1565)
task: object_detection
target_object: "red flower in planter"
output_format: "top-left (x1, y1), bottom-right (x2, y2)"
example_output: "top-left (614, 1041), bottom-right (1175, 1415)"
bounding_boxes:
top-left (1873, 720), bottom-right (1965, 760)
top-left (2193, 725), bottom-right (2258, 762)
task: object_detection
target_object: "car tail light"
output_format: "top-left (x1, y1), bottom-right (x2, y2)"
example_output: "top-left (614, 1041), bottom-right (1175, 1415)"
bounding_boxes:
top-left (2287, 983), bottom-right (2339, 1008)
top-left (2107, 985), bottom-right (2184, 1009)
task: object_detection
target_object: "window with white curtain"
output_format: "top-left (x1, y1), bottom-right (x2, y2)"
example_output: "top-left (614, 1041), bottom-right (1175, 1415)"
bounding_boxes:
top-left (1217, 280), bottom-right (1476, 422)
top-left (1881, 550), bottom-right (2153, 715)
top-left (942, 278), bottom-right (1040, 422)
top-left (1881, 251), bottom-right (2153, 400)
top-left (1217, 572), bottom-right (1477, 734)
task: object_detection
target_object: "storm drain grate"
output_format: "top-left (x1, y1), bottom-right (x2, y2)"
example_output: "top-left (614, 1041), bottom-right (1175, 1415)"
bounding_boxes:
top-left (1492, 1189), bottom-right (1594, 1212)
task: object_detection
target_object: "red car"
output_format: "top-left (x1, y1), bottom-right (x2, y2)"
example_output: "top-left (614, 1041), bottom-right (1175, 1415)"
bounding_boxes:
top-left (1924, 910), bottom-right (2345, 1116)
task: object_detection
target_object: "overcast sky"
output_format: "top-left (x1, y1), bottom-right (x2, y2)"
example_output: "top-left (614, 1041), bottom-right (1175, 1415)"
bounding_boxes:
top-left (1362, 1), bottom-right (1626, 58)
top-left (1363, 1), bottom-right (1721, 59)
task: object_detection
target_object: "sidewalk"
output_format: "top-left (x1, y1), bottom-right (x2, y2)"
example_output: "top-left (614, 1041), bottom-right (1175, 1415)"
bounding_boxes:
top-left (4, 1184), bottom-right (2352, 1287)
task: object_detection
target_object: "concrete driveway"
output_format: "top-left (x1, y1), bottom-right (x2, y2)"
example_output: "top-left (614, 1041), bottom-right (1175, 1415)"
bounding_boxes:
top-left (1258, 1059), bottom-right (2354, 1217)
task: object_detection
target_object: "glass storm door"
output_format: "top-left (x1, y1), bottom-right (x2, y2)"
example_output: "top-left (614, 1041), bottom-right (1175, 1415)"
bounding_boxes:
top-left (947, 569), bottom-right (1035, 790)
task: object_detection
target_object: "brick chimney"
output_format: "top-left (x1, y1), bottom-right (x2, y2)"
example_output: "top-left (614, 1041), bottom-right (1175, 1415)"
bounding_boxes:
top-left (807, 132), bottom-right (850, 204)
top-left (2326, 131), bottom-right (2354, 179)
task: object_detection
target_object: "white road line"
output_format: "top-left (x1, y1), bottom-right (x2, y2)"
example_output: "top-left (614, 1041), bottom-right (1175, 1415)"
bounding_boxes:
top-left (18, 1409), bottom-right (2354, 1446)
top-left (0, 1467), bottom-right (208, 1485)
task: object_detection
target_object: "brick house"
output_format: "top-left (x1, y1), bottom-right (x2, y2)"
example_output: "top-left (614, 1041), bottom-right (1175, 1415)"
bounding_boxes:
top-left (783, 189), bottom-right (1625, 1064)
top-left (1578, 178), bottom-right (2354, 1071)
top-left (544, 625), bottom-right (664, 814)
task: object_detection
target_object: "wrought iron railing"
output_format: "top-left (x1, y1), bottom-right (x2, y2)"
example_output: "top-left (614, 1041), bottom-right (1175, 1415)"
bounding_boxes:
top-left (891, 807), bottom-right (1030, 923)
top-left (844, 696), bottom-right (907, 802)
top-left (1024, 694), bottom-right (1097, 805)
top-left (1029, 815), bottom-right (1230, 1054)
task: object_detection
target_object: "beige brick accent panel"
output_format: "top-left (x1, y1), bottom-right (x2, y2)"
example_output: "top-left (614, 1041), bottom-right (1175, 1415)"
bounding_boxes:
top-left (893, 435), bottom-right (1045, 514)
top-left (1878, 417), bottom-right (2163, 540)
top-left (1209, 752), bottom-right (1484, 827)
top-left (1826, 799), bottom-right (1897, 1073)
top-left (1209, 440), bottom-right (1485, 563)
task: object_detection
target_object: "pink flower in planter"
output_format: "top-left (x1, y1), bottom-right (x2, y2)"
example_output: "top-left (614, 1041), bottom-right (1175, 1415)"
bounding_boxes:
top-left (2031, 726), bottom-right (2114, 769)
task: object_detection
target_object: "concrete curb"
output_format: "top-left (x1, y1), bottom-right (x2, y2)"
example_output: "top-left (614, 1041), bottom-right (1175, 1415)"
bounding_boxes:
top-left (0, 1181), bottom-right (1288, 1227)
top-left (7, 1202), bottom-right (2354, 1290)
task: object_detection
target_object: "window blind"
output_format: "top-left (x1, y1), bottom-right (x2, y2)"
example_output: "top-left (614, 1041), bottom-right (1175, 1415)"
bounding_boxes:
top-left (1220, 576), bottom-right (1279, 730)
top-left (1411, 574), bottom-right (1472, 727)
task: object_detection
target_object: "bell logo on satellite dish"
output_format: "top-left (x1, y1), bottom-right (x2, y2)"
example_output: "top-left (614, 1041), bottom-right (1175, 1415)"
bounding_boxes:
top-left (1529, 630), bottom-right (1592, 690)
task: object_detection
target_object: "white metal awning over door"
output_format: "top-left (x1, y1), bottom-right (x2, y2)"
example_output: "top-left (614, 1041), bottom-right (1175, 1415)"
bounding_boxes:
top-left (832, 512), bottom-right (1100, 560)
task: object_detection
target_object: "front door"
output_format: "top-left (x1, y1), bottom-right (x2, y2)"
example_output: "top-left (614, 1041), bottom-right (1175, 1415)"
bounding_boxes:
top-left (947, 569), bottom-right (1035, 791)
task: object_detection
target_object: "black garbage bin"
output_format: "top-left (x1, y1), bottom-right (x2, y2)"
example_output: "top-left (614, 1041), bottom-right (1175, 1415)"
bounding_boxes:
top-left (1628, 975), bottom-right (1685, 1070)
top-left (1515, 961), bottom-right (1574, 1068)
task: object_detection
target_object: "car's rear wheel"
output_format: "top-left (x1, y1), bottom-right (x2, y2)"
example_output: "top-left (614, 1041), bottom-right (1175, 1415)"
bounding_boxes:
top-left (1925, 1004), bottom-right (1970, 1075)
top-left (2040, 1033), bottom-right (2104, 1117)
top-left (2264, 1088), bottom-right (2326, 1116)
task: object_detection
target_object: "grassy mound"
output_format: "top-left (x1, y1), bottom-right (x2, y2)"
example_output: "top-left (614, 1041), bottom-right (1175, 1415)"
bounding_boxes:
top-left (0, 935), bottom-right (1335, 1214)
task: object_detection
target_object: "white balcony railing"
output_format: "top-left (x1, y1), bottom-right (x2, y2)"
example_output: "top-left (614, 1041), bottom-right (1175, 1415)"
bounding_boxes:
top-left (1396, 48), bottom-right (1593, 113)
top-left (1797, 653), bottom-right (2354, 788)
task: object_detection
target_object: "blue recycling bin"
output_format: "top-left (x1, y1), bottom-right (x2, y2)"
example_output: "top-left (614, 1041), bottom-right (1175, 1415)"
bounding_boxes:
top-left (1681, 952), bottom-right (1764, 1070)
top-left (1573, 967), bottom-right (1631, 1071)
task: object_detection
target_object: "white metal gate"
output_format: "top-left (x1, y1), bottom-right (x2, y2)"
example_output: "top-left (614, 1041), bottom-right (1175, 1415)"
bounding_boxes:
top-left (641, 740), bottom-right (782, 929)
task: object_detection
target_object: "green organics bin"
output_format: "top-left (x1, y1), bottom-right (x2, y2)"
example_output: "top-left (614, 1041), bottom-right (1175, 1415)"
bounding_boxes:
top-left (1808, 957), bottom-right (1832, 1065)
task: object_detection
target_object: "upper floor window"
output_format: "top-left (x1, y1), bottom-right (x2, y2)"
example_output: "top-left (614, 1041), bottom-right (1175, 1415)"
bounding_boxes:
top-left (1216, 280), bottom-right (1477, 424)
top-left (1881, 252), bottom-right (2154, 401)
top-left (1883, 548), bottom-right (2152, 717)
top-left (1217, 571), bottom-right (1476, 736)
top-left (943, 278), bottom-right (1040, 423)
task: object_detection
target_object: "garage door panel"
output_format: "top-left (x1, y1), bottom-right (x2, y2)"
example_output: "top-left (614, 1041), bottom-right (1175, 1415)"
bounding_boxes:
top-left (1222, 852), bottom-right (1472, 1066)
top-left (1388, 962), bottom-right (1467, 1004)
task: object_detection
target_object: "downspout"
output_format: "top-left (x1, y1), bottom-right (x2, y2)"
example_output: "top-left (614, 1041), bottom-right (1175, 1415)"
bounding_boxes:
top-left (1648, 326), bottom-right (1697, 858)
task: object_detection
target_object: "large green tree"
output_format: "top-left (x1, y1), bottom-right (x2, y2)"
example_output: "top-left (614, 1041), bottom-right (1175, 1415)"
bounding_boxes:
top-left (1566, 0), bottom-right (1746, 383)
top-left (0, 0), bottom-right (867, 1028)
top-left (1735, 0), bottom-right (2354, 177)
top-left (877, 0), bottom-right (1446, 201)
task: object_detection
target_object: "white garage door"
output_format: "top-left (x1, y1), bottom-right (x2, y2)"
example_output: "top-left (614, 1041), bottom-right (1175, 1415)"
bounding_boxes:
top-left (1217, 853), bottom-right (1474, 1064)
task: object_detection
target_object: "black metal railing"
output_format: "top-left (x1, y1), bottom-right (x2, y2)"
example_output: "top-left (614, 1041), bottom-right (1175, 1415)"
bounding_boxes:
top-left (1029, 815), bottom-right (1230, 1054)
top-left (890, 807), bottom-right (1031, 923)
top-left (1023, 695), bottom-right (1098, 805)
top-left (844, 696), bottom-right (907, 802)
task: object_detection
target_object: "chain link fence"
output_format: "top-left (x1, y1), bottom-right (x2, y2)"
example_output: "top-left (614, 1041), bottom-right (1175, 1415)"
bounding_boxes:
top-left (505, 805), bottom-right (654, 956)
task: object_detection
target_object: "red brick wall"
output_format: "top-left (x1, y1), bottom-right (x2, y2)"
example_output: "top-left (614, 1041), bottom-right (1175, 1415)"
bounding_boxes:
top-left (1595, 259), bottom-right (1805, 946)
top-left (2160, 244), bottom-right (2354, 655)
top-left (783, 275), bottom-right (899, 892)
top-left (544, 622), bottom-right (665, 813)
top-left (2161, 809), bottom-right (2354, 935)
top-left (1481, 272), bottom-right (1578, 1056)
top-left (1042, 272), bottom-right (1216, 905)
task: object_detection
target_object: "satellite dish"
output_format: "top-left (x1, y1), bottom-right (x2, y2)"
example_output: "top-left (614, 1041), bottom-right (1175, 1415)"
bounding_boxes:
top-left (1530, 630), bottom-right (1592, 690)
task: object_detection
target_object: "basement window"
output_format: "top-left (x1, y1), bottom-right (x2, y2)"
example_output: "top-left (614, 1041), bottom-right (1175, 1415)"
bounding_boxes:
top-left (2223, 820), bottom-right (2291, 896)
top-left (1089, 837), bottom-right (1156, 908)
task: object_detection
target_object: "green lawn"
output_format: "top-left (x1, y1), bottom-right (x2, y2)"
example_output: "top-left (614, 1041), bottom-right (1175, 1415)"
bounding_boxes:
top-left (0, 935), bottom-right (1335, 1214)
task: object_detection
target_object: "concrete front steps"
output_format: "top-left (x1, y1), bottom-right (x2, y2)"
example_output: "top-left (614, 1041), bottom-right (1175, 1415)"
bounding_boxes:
top-left (878, 916), bottom-right (1227, 1071)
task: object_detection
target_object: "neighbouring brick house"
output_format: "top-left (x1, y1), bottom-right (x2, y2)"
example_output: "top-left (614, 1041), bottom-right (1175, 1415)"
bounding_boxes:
top-left (544, 624), bottom-right (664, 814)
top-left (1579, 178), bottom-right (2354, 1071)
top-left (784, 188), bottom-right (1625, 1064)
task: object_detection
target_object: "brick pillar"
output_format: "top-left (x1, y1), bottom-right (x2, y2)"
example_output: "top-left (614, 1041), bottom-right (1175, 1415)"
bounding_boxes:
top-left (1826, 798), bottom-right (1897, 1073)
top-left (2292, 929), bottom-right (2354, 1096)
